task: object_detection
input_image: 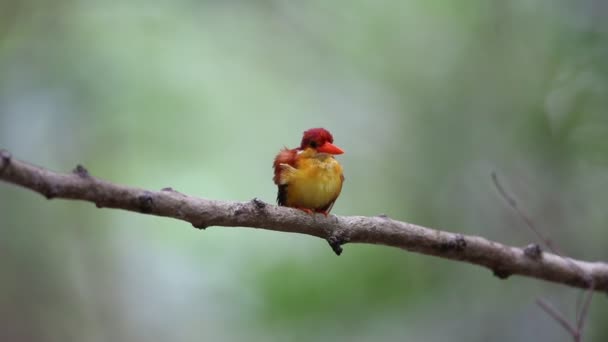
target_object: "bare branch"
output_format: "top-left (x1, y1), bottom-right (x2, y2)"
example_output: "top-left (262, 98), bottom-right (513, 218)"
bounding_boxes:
top-left (491, 172), bottom-right (560, 254)
top-left (1, 150), bottom-right (608, 292)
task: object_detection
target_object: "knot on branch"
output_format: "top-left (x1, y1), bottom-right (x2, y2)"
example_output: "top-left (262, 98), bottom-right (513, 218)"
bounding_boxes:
top-left (72, 164), bottom-right (90, 178)
top-left (192, 222), bottom-right (208, 230)
top-left (233, 198), bottom-right (267, 217)
top-left (493, 268), bottom-right (512, 279)
top-left (327, 234), bottom-right (345, 256)
top-left (250, 197), bottom-right (267, 210)
top-left (439, 234), bottom-right (467, 252)
top-left (0, 149), bottom-right (11, 172)
top-left (234, 205), bottom-right (247, 216)
top-left (161, 187), bottom-right (186, 196)
top-left (524, 243), bottom-right (543, 260)
top-left (325, 227), bottom-right (351, 256)
top-left (42, 184), bottom-right (59, 199)
top-left (137, 191), bottom-right (155, 213)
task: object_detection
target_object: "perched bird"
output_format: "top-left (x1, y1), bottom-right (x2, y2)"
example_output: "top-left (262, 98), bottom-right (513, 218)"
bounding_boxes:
top-left (273, 128), bottom-right (344, 216)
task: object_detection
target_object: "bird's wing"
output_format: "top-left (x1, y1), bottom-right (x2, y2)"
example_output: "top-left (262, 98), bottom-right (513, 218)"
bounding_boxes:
top-left (273, 148), bottom-right (298, 206)
top-left (277, 163), bottom-right (298, 185)
top-left (272, 148), bottom-right (297, 185)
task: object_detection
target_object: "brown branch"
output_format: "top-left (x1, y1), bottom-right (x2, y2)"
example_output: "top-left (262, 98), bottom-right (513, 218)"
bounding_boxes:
top-left (1, 149), bottom-right (608, 292)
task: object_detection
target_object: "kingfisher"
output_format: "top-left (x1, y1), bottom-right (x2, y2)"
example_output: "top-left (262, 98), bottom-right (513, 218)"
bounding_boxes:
top-left (272, 128), bottom-right (344, 216)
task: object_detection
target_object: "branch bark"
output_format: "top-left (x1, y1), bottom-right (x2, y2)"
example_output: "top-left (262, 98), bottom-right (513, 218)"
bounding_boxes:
top-left (1, 149), bottom-right (607, 292)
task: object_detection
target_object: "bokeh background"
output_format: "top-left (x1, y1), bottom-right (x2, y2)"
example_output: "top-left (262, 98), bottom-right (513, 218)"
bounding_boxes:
top-left (1, 1), bottom-right (607, 341)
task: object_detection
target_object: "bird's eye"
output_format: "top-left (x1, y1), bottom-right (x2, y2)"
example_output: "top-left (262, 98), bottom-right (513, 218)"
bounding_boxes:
top-left (309, 141), bottom-right (318, 148)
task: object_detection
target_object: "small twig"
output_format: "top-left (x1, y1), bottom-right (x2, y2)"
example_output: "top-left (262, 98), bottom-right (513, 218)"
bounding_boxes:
top-left (492, 172), bottom-right (592, 279)
top-left (536, 299), bottom-right (580, 341)
top-left (576, 283), bottom-right (595, 338)
top-left (492, 172), bottom-right (597, 341)
top-left (491, 172), bottom-right (558, 254)
top-left (575, 290), bottom-right (583, 332)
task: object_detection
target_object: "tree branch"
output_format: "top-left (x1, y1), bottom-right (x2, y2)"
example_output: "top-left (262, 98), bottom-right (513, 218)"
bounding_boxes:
top-left (1, 149), bottom-right (607, 292)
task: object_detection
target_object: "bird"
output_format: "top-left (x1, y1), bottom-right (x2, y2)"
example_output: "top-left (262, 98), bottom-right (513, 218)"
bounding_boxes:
top-left (273, 128), bottom-right (344, 216)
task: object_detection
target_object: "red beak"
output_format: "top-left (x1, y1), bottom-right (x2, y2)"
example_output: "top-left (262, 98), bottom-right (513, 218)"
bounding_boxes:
top-left (317, 142), bottom-right (344, 155)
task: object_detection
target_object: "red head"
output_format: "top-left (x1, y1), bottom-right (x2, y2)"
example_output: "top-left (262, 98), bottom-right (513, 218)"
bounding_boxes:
top-left (299, 128), bottom-right (344, 155)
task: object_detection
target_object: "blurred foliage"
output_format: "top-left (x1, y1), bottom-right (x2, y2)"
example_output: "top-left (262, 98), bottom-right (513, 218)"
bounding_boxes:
top-left (1, 1), bottom-right (608, 341)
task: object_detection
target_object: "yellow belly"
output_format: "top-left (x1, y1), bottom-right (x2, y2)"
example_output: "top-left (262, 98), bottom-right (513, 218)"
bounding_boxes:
top-left (285, 155), bottom-right (343, 210)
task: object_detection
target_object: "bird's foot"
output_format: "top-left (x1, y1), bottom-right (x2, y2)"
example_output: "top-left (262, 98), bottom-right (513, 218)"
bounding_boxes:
top-left (318, 210), bottom-right (330, 217)
top-left (296, 207), bottom-right (314, 215)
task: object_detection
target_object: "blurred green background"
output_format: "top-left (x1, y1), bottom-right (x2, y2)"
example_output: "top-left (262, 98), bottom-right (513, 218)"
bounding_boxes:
top-left (1, 1), bottom-right (607, 341)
